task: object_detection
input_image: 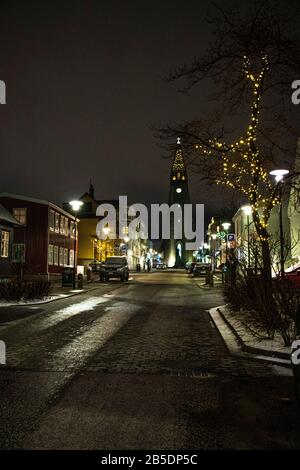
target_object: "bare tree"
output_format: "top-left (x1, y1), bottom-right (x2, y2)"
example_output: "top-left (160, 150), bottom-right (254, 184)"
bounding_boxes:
top-left (157, 0), bottom-right (300, 289)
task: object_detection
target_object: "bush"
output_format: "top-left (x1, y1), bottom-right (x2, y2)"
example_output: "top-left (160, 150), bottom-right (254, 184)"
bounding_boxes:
top-left (223, 271), bottom-right (298, 345)
top-left (0, 279), bottom-right (51, 302)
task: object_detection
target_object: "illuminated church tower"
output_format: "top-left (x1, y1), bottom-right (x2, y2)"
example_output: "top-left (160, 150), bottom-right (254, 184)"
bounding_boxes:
top-left (166, 138), bottom-right (192, 267)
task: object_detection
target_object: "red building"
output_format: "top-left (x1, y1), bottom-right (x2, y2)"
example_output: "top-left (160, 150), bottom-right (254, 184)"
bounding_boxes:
top-left (0, 193), bottom-right (77, 280)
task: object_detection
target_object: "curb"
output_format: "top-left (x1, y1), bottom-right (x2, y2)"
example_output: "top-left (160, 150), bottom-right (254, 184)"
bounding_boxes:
top-left (208, 305), bottom-right (291, 368)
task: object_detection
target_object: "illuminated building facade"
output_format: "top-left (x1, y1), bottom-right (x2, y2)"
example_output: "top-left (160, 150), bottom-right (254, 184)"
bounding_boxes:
top-left (64, 184), bottom-right (147, 271)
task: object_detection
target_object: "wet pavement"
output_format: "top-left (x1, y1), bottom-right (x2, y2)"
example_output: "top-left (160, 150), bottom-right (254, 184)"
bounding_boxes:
top-left (0, 271), bottom-right (300, 449)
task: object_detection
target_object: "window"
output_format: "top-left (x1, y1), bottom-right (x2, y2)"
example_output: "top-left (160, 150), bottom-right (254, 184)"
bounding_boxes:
top-left (70, 221), bottom-right (75, 238)
top-left (49, 210), bottom-right (55, 231)
top-left (0, 230), bottom-right (10, 258)
top-left (54, 213), bottom-right (60, 233)
top-left (59, 247), bottom-right (64, 266)
top-left (12, 243), bottom-right (25, 263)
top-left (48, 244), bottom-right (54, 265)
top-left (64, 217), bottom-right (69, 236)
top-left (64, 248), bottom-right (68, 266)
top-left (60, 215), bottom-right (65, 234)
top-left (53, 246), bottom-right (59, 265)
top-left (69, 249), bottom-right (74, 267)
top-left (13, 208), bottom-right (27, 225)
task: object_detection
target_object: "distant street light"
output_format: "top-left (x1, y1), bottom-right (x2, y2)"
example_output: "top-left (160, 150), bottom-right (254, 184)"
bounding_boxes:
top-left (69, 200), bottom-right (83, 289)
top-left (222, 222), bottom-right (231, 262)
top-left (222, 222), bottom-right (231, 231)
top-left (103, 226), bottom-right (110, 236)
top-left (242, 205), bottom-right (252, 269)
top-left (269, 169), bottom-right (289, 276)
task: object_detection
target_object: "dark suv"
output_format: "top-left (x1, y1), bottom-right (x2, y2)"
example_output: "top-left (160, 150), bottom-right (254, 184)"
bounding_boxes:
top-left (100, 256), bottom-right (129, 282)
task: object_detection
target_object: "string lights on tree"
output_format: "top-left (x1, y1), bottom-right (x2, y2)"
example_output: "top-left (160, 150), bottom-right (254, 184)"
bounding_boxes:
top-left (193, 51), bottom-right (281, 244)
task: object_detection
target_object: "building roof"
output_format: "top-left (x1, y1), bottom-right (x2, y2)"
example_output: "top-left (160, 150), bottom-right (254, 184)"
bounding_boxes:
top-left (0, 203), bottom-right (22, 225)
top-left (0, 192), bottom-right (77, 220)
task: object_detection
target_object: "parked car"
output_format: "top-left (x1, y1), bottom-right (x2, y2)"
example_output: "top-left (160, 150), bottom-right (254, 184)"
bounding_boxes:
top-left (193, 263), bottom-right (211, 277)
top-left (100, 256), bottom-right (129, 282)
top-left (156, 262), bottom-right (167, 270)
top-left (279, 268), bottom-right (300, 289)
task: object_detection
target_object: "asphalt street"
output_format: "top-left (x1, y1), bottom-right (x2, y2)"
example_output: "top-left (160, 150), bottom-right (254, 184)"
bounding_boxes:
top-left (0, 271), bottom-right (300, 449)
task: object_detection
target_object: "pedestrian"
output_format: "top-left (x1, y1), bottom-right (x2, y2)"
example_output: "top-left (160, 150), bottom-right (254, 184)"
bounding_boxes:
top-left (147, 259), bottom-right (151, 272)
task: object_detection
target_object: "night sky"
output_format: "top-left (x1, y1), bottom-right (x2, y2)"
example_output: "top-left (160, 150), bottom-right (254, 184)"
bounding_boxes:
top-left (0, 0), bottom-right (296, 219)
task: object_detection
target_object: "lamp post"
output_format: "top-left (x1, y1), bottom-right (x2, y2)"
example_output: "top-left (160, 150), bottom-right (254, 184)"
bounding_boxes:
top-left (242, 205), bottom-right (252, 269)
top-left (210, 233), bottom-right (217, 273)
top-left (69, 200), bottom-right (83, 289)
top-left (269, 169), bottom-right (289, 276)
top-left (103, 226), bottom-right (110, 260)
top-left (222, 222), bottom-right (231, 263)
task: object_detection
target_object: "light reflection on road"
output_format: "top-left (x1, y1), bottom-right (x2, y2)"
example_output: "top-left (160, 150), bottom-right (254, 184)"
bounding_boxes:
top-left (55, 297), bottom-right (109, 316)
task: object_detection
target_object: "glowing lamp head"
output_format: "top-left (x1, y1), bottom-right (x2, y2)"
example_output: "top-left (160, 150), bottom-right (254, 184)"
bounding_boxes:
top-left (69, 200), bottom-right (83, 212)
top-left (242, 205), bottom-right (252, 216)
top-left (222, 222), bottom-right (231, 231)
top-left (176, 187), bottom-right (182, 193)
top-left (211, 234), bottom-right (217, 240)
top-left (103, 226), bottom-right (110, 236)
top-left (269, 169), bottom-right (289, 183)
top-left (124, 236), bottom-right (130, 243)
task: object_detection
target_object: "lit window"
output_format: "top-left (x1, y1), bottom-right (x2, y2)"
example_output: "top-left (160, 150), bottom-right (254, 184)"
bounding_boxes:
top-left (49, 210), bottom-right (55, 231)
top-left (64, 218), bottom-right (69, 236)
top-left (0, 230), bottom-right (10, 258)
top-left (70, 221), bottom-right (75, 238)
top-left (69, 249), bottom-right (74, 266)
top-left (54, 213), bottom-right (60, 233)
top-left (64, 248), bottom-right (68, 266)
top-left (60, 216), bottom-right (65, 234)
top-left (13, 208), bottom-right (27, 225)
top-left (59, 247), bottom-right (64, 266)
top-left (53, 246), bottom-right (59, 265)
top-left (48, 244), bottom-right (54, 265)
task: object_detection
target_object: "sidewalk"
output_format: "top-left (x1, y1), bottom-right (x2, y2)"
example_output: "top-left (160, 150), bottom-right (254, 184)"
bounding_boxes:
top-left (209, 305), bottom-right (292, 368)
top-left (0, 279), bottom-right (106, 325)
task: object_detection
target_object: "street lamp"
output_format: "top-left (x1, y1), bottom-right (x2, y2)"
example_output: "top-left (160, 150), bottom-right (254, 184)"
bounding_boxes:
top-left (69, 200), bottom-right (83, 289)
top-left (269, 169), bottom-right (289, 276)
top-left (269, 169), bottom-right (289, 183)
top-left (222, 222), bottom-right (231, 263)
top-left (242, 205), bottom-right (252, 269)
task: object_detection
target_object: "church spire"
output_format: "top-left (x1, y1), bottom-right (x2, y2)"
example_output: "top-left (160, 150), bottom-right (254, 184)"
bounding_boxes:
top-left (170, 137), bottom-right (187, 182)
top-left (89, 178), bottom-right (95, 199)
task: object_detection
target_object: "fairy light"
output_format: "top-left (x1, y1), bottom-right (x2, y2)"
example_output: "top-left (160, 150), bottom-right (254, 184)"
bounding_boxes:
top-left (192, 52), bottom-right (277, 241)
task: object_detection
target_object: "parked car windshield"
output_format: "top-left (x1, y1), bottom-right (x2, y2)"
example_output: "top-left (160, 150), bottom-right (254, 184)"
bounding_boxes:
top-left (105, 257), bottom-right (126, 265)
